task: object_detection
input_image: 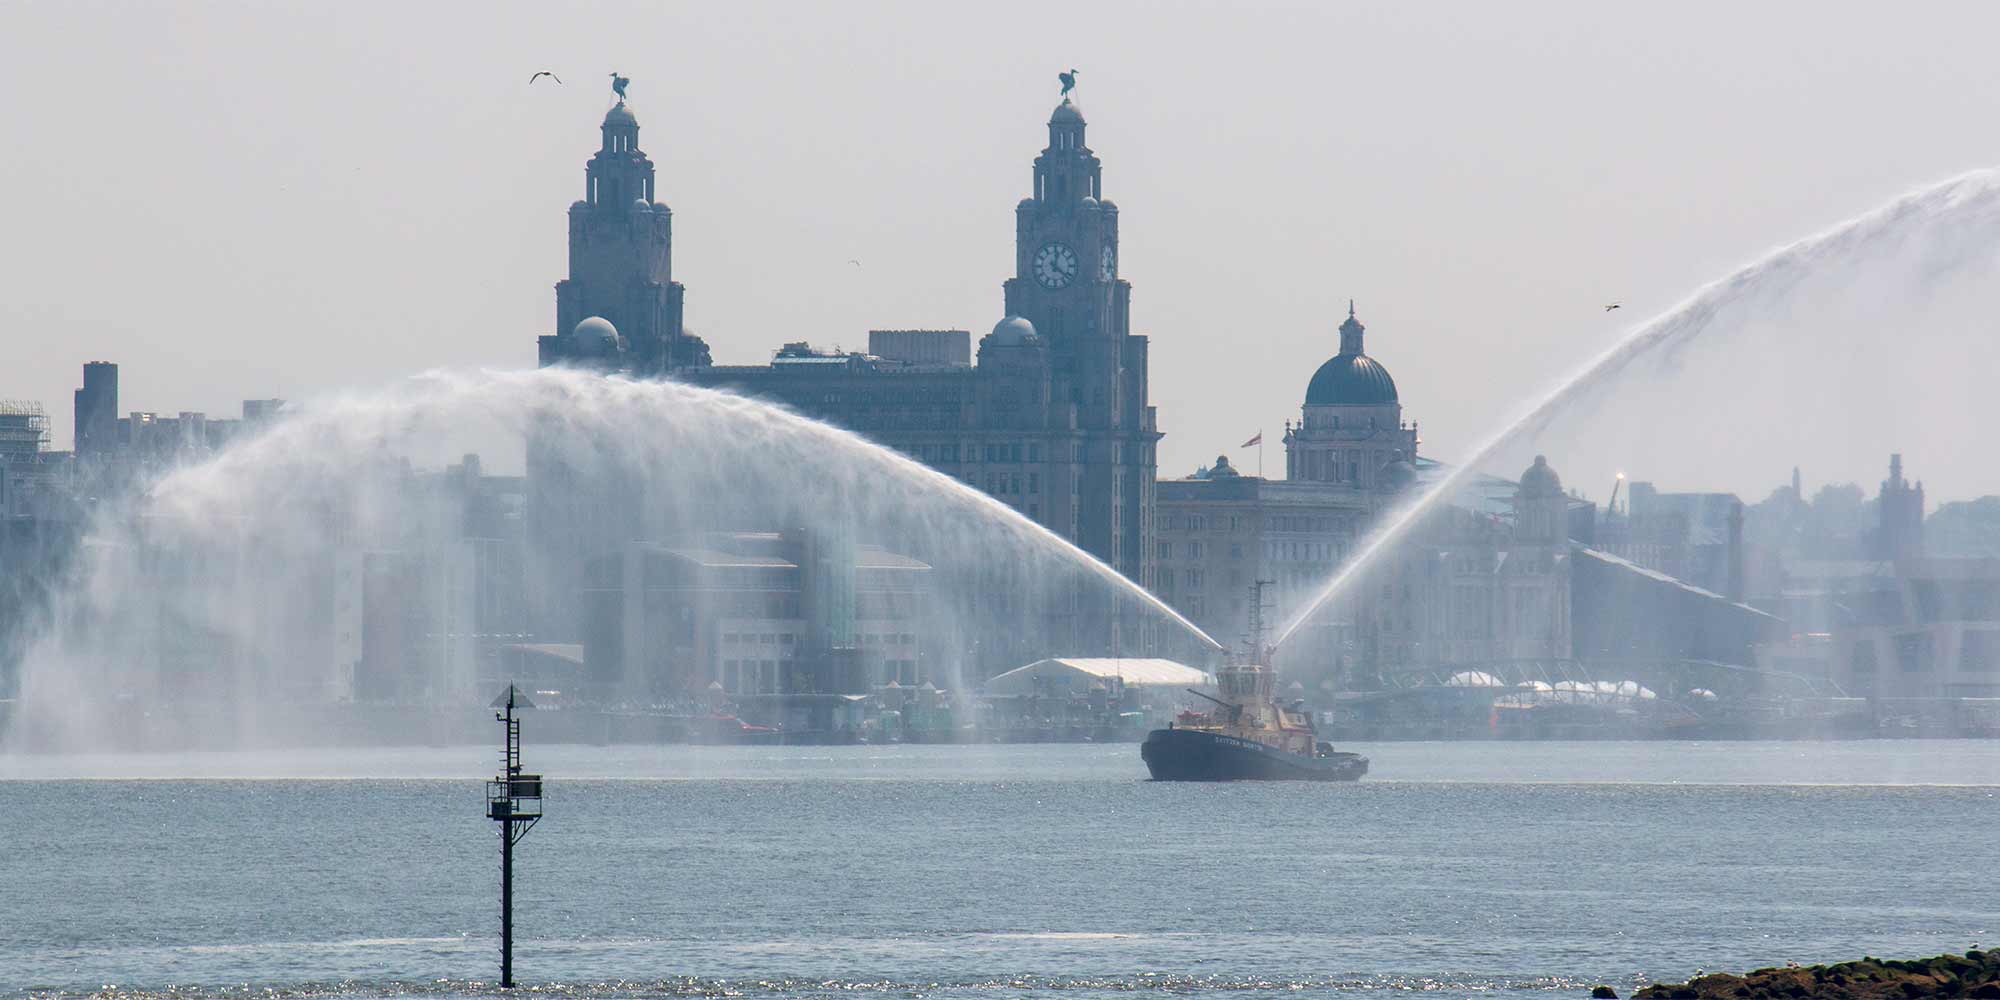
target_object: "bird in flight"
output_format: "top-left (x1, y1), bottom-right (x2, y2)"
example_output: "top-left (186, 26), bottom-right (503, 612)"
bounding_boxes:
top-left (847, 259), bottom-right (862, 268)
top-left (529, 71), bottom-right (562, 85)
top-left (1604, 303), bottom-right (1621, 312)
top-left (1059, 68), bottom-right (1079, 99)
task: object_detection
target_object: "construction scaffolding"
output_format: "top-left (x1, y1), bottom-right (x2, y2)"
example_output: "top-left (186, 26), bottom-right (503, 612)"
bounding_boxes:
top-left (0, 402), bottom-right (50, 460)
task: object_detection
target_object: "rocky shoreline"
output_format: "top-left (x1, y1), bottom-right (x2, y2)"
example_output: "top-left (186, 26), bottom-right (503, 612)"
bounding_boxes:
top-left (1635, 952), bottom-right (2000, 1000)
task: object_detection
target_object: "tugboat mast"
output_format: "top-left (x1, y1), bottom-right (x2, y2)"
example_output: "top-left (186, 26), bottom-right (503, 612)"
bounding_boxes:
top-left (1242, 579), bottom-right (1276, 665)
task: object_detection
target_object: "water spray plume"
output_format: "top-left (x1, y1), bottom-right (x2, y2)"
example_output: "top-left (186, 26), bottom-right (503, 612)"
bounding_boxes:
top-left (1274, 167), bottom-right (2000, 650)
top-left (13, 368), bottom-right (1219, 751)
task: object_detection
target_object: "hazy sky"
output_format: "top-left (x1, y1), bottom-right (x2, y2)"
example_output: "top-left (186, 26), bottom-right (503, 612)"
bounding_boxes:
top-left (7, 2), bottom-right (2000, 504)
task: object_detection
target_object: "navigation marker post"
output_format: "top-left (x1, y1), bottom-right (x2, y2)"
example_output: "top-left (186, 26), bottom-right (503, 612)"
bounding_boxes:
top-left (485, 685), bottom-right (543, 988)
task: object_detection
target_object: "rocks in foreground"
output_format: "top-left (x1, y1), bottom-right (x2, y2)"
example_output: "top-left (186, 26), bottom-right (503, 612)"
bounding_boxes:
top-left (1637, 952), bottom-right (2000, 1000)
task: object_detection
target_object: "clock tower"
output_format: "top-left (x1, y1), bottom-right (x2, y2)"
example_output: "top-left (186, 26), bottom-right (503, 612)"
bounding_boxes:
top-left (1002, 96), bottom-right (1157, 588)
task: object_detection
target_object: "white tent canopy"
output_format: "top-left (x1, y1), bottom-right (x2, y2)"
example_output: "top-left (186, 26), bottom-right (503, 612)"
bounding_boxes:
top-left (982, 658), bottom-right (1215, 698)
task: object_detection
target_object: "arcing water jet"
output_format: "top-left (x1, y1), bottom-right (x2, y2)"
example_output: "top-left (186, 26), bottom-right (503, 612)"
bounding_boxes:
top-left (12, 367), bottom-right (1219, 750)
top-left (1274, 167), bottom-right (2000, 651)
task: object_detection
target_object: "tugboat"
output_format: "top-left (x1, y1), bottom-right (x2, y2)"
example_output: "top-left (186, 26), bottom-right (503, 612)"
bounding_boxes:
top-left (1140, 581), bottom-right (1369, 782)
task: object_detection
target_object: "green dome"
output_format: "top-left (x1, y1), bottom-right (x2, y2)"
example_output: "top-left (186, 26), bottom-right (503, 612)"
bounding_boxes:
top-left (1305, 353), bottom-right (1398, 406)
top-left (1305, 307), bottom-right (1397, 406)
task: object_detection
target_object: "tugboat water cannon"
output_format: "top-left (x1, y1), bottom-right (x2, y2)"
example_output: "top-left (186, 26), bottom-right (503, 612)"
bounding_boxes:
top-left (1183, 686), bottom-right (1245, 725)
top-left (1139, 581), bottom-right (1369, 781)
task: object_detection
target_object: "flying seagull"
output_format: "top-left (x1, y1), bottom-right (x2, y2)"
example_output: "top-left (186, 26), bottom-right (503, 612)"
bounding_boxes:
top-left (847, 259), bottom-right (862, 268)
top-left (1604, 303), bottom-right (1621, 312)
top-left (1059, 68), bottom-right (1079, 99)
top-left (529, 71), bottom-right (562, 85)
top-left (610, 72), bottom-right (630, 100)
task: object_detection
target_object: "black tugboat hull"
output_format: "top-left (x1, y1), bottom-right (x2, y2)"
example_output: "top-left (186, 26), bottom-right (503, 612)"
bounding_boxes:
top-left (1141, 727), bottom-right (1368, 782)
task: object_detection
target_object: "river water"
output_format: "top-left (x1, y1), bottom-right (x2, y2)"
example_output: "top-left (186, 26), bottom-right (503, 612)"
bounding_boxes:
top-left (7, 742), bottom-right (1998, 999)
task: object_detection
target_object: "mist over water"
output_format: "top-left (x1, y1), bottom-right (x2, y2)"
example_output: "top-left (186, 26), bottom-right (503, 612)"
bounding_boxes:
top-left (8, 368), bottom-right (1217, 752)
top-left (1277, 168), bottom-right (2000, 647)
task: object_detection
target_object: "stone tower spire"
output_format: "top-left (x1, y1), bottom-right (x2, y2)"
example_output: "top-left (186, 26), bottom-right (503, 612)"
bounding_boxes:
top-left (541, 90), bottom-right (706, 375)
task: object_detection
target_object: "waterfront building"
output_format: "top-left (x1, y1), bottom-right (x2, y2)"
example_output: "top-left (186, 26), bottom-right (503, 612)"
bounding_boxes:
top-left (579, 530), bottom-right (931, 698)
top-left (530, 93), bottom-right (1160, 669)
top-left (1595, 482), bottom-right (1749, 599)
top-left (1155, 305), bottom-right (1774, 696)
top-left (1154, 453), bottom-right (1371, 664)
top-left (1824, 557), bottom-right (2000, 702)
top-left (1154, 308), bottom-right (1412, 676)
top-left (682, 96), bottom-right (1157, 590)
top-left (353, 455), bottom-right (528, 704)
top-left (1282, 305), bottom-right (1419, 491)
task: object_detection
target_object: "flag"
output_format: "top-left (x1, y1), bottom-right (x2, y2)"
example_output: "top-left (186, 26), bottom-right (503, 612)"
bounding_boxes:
top-left (1240, 432), bottom-right (1262, 448)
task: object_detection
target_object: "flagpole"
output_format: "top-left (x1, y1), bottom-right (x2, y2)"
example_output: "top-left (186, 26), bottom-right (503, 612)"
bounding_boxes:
top-left (1258, 432), bottom-right (1264, 479)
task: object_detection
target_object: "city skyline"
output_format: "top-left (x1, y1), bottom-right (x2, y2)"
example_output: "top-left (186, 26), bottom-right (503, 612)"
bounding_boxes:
top-left (7, 3), bottom-right (2000, 502)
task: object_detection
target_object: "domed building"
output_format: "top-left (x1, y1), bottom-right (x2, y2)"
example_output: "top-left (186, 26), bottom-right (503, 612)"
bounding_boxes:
top-left (568, 316), bottom-right (622, 359)
top-left (1282, 303), bottom-right (1419, 491)
top-left (979, 314), bottom-right (1040, 350)
top-left (670, 92), bottom-right (1154, 672)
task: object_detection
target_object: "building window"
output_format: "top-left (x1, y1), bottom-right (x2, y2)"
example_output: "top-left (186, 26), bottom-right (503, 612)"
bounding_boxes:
top-left (1029, 443), bottom-right (1041, 462)
top-left (1029, 473), bottom-right (1039, 494)
top-left (1230, 544), bottom-right (1243, 560)
top-left (1157, 542), bottom-right (1172, 560)
top-left (1187, 542), bottom-right (1203, 559)
top-left (1897, 633), bottom-right (1932, 672)
top-left (1963, 631), bottom-right (1999, 672)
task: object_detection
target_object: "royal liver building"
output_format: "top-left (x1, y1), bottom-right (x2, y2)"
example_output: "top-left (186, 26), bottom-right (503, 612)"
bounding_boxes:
top-left (533, 84), bottom-right (1162, 667)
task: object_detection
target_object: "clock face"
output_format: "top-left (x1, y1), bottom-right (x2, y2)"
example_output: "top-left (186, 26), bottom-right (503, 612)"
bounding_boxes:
top-left (1100, 244), bottom-right (1117, 281)
top-left (1032, 242), bottom-right (1079, 289)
